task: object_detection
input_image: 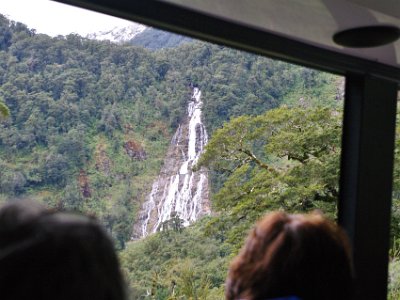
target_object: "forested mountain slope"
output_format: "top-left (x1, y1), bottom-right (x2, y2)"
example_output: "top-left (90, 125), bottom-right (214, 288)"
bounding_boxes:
top-left (130, 27), bottom-right (192, 50)
top-left (0, 14), bottom-right (340, 246)
top-left (0, 14), bottom-right (356, 299)
top-left (0, 15), bottom-right (193, 248)
top-left (121, 107), bottom-right (345, 299)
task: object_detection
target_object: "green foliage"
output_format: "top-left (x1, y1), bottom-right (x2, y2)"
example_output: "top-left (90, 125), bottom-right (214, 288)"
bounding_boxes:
top-left (282, 70), bottom-right (343, 108)
top-left (0, 14), bottom-right (353, 298)
top-left (0, 15), bottom-right (190, 247)
top-left (0, 99), bottom-right (9, 118)
top-left (198, 107), bottom-right (341, 251)
top-left (121, 105), bottom-right (345, 298)
top-left (0, 13), bottom-right (340, 250)
top-left (120, 218), bottom-right (229, 300)
top-left (389, 239), bottom-right (400, 299)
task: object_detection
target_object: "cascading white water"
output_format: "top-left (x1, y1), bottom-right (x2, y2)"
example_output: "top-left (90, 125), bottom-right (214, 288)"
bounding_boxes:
top-left (138, 88), bottom-right (210, 237)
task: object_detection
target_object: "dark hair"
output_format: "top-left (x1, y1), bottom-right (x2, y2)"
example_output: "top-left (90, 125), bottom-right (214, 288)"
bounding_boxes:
top-left (225, 211), bottom-right (354, 300)
top-left (0, 200), bottom-right (126, 300)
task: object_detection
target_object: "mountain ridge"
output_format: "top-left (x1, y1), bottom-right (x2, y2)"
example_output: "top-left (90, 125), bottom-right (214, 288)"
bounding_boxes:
top-left (86, 24), bottom-right (146, 43)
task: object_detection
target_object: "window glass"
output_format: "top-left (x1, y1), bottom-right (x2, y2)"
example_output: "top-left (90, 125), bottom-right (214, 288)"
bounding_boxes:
top-left (0, 2), bottom-right (345, 298)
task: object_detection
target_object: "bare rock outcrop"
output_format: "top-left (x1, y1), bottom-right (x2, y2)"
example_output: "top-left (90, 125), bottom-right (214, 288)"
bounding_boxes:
top-left (124, 140), bottom-right (147, 160)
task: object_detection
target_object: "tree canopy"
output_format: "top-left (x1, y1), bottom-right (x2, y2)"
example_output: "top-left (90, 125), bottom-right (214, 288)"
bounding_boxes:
top-left (0, 13), bottom-right (340, 248)
top-left (3, 12), bottom-right (387, 299)
top-left (197, 106), bottom-right (341, 250)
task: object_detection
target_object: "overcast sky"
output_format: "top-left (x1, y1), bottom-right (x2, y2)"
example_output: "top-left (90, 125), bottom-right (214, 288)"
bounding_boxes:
top-left (0, 0), bottom-right (139, 37)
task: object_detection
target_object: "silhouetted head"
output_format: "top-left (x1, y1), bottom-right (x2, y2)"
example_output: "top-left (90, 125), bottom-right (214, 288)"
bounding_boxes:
top-left (226, 211), bottom-right (354, 300)
top-left (0, 200), bottom-right (126, 300)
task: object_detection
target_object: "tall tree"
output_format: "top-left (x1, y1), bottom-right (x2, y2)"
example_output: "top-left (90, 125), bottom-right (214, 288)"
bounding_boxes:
top-left (197, 106), bottom-right (342, 250)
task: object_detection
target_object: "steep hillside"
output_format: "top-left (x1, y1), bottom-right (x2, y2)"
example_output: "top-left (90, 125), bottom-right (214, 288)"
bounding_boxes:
top-left (0, 13), bottom-right (362, 300)
top-left (0, 14), bottom-right (341, 250)
top-left (130, 27), bottom-right (193, 50)
top-left (0, 15), bottom-right (190, 248)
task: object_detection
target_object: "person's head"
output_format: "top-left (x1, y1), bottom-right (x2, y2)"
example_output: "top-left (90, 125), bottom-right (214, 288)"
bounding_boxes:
top-left (0, 200), bottom-right (126, 300)
top-left (226, 211), bottom-right (354, 300)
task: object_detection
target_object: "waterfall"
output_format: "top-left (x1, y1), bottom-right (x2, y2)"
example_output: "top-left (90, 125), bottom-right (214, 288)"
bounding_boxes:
top-left (138, 88), bottom-right (210, 237)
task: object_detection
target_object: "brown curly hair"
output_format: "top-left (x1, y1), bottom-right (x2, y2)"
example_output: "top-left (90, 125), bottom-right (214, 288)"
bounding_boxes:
top-left (225, 211), bottom-right (354, 300)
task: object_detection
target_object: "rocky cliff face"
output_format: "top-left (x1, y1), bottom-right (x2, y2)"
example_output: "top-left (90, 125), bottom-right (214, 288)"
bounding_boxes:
top-left (78, 170), bottom-right (91, 198)
top-left (135, 88), bottom-right (210, 237)
top-left (124, 140), bottom-right (147, 160)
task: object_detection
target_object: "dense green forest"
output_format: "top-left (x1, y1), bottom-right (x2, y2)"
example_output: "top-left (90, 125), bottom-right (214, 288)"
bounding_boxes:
top-left (0, 14), bottom-right (339, 246)
top-left (1, 14), bottom-right (399, 299)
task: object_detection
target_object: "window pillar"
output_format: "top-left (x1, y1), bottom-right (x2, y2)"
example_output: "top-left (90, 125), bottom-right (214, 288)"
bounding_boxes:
top-left (339, 74), bottom-right (398, 299)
